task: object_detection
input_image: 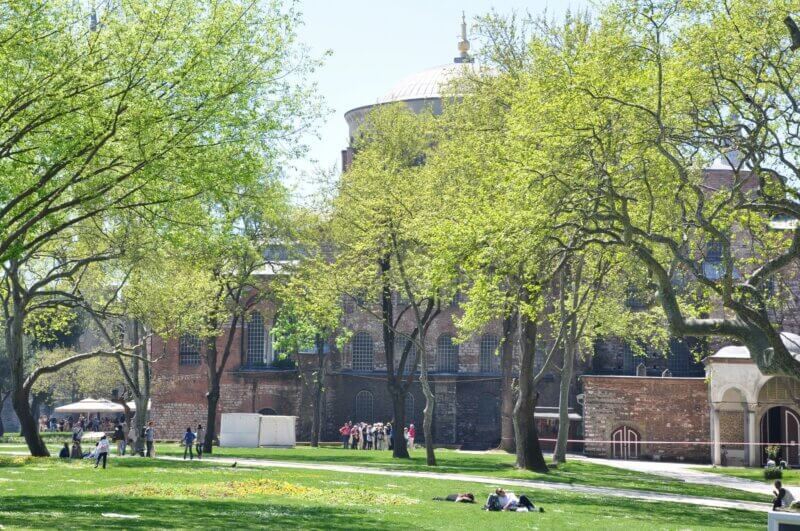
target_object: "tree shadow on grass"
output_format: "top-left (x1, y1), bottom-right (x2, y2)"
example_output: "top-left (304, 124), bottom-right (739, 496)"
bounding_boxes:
top-left (0, 495), bottom-right (405, 530)
top-left (517, 489), bottom-right (766, 530)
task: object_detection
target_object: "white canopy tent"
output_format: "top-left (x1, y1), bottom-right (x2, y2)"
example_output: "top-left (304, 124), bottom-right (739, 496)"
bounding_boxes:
top-left (53, 398), bottom-right (150, 414)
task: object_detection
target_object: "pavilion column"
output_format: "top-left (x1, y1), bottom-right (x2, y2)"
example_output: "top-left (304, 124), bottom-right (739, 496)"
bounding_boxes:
top-left (711, 406), bottom-right (721, 465)
top-left (747, 405), bottom-right (758, 467)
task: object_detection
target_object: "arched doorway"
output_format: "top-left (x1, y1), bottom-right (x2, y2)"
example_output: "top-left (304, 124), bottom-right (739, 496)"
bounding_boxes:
top-left (760, 406), bottom-right (800, 465)
top-left (258, 408), bottom-right (277, 416)
top-left (611, 426), bottom-right (640, 460)
top-left (475, 393), bottom-right (500, 446)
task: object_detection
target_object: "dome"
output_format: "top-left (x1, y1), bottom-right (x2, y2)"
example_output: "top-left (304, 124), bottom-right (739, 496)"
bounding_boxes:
top-left (343, 62), bottom-right (482, 138)
top-left (376, 63), bottom-right (478, 104)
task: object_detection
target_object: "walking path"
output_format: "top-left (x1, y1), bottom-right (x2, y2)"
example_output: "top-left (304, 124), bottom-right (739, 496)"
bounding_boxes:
top-left (571, 455), bottom-right (772, 496)
top-left (160, 455), bottom-right (770, 513)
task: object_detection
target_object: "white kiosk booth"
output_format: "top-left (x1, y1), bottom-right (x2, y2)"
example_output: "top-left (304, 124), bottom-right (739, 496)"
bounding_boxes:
top-left (219, 413), bottom-right (296, 448)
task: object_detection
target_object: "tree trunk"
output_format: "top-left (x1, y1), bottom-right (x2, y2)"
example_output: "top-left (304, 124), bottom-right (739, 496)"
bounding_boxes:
top-left (13, 388), bottom-right (48, 456)
top-left (6, 282), bottom-right (48, 456)
top-left (513, 311), bottom-right (548, 472)
top-left (389, 387), bottom-right (409, 458)
top-left (0, 394), bottom-right (7, 437)
top-left (419, 346), bottom-right (436, 466)
top-left (500, 311), bottom-right (516, 453)
top-left (30, 394), bottom-right (42, 428)
top-left (204, 385), bottom-right (219, 454)
top-left (310, 336), bottom-right (327, 448)
top-left (133, 394), bottom-right (148, 456)
top-left (553, 328), bottom-right (576, 464)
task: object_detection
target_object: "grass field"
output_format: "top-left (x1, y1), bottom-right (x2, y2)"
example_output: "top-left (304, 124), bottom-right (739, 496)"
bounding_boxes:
top-left (148, 445), bottom-right (770, 504)
top-left (0, 456), bottom-right (766, 530)
top-left (700, 466), bottom-right (800, 485)
top-left (0, 441), bottom-right (771, 504)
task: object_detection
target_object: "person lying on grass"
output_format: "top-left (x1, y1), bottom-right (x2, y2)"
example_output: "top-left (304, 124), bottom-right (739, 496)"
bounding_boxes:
top-left (484, 488), bottom-right (544, 512)
top-left (433, 493), bottom-right (475, 503)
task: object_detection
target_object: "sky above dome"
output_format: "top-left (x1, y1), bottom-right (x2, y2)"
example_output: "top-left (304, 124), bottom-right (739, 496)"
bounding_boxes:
top-left (287, 0), bottom-right (589, 202)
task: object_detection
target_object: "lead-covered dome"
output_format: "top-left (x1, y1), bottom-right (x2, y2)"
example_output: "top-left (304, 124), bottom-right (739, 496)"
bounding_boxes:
top-left (377, 63), bottom-right (477, 104)
top-left (344, 62), bottom-right (479, 138)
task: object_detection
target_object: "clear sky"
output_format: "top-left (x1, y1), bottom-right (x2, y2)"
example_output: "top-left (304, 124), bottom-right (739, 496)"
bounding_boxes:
top-left (286, 0), bottom-right (590, 201)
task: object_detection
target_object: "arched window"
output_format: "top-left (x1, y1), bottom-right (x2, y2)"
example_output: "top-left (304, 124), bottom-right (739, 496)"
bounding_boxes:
top-left (393, 333), bottom-right (417, 374)
top-left (351, 332), bottom-right (374, 371)
top-left (622, 343), bottom-right (636, 375)
top-left (436, 334), bottom-right (459, 373)
top-left (247, 312), bottom-right (269, 366)
top-left (480, 334), bottom-right (500, 374)
top-left (405, 393), bottom-right (415, 425)
top-left (179, 334), bottom-right (201, 365)
top-left (354, 390), bottom-right (374, 423)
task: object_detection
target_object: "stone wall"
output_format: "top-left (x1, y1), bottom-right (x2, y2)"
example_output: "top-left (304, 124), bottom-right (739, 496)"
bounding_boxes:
top-left (719, 410), bottom-right (745, 452)
top-left (582, 375), bottom-right (710, 462)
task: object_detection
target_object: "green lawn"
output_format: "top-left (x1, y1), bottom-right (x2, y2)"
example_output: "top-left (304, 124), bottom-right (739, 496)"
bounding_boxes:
top-left (699, 466), bottom-right (800, 485)
top-left (0, 456), bottom-right (766, 530)
top-left (145, 445), bottom-right (769, 504)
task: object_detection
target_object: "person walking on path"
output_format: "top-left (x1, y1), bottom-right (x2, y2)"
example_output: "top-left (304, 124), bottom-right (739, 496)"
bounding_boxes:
top-left (145, 421), bottom-right (156, 458)
top-left (195, 424), bottom-right (204, 459)
top-left (183, 427), bottom-right (196, 460)
top-left (95, 435), bottom-right (110, 469)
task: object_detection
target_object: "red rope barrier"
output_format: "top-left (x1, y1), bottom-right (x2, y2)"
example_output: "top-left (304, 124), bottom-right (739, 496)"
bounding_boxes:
top-left (538, 438), bottom-right (799, 446)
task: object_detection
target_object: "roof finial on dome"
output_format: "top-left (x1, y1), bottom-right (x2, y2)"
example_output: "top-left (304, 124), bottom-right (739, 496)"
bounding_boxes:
top-left (455, 11), bottom-right (473, 64)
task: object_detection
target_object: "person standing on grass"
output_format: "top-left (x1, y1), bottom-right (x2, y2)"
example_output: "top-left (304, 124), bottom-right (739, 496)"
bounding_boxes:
top-left (339, 422), bottom-right (350, 449)
top-left (145, 421), bottom-right (156, 458)
top-left (95, 435), bottom-right (110, 469)
top-left (113, 422), bottom-right (126, 456)
top-left (195, 424), bottom-right (204, 459)
top-left (365, 424), bottom-right (373, 450)
top-left (386, 423), bottom-right (393, 451)
top-left (183, 427), bottom-right (196, 460)
top-left (408, 424), bottom-right (416, 450)
top-left (71, 424), bottom-right (84, 458)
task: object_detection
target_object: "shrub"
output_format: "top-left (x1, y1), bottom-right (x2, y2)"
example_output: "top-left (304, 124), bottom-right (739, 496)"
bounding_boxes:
top-left (271, 356), bottom-right (296, 370)
top-left (764, 466), bottom-right (783, 480)
top-left (765, 445), bottom-right (782, 461)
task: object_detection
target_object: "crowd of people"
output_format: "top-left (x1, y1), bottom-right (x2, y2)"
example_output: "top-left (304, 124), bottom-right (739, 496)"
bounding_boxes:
top-left (38, 414), bottom-right (118, 434)
top-left (338, 421), bottom-right (417, 450)
top-left (51, 415), bottom-right (161, 469)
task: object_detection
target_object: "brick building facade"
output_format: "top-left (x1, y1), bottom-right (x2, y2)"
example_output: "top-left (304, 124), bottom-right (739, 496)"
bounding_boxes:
top-left (581, 376), bottom-right (710, 462)
top-left (150, 297), bottom-right (572, 446)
